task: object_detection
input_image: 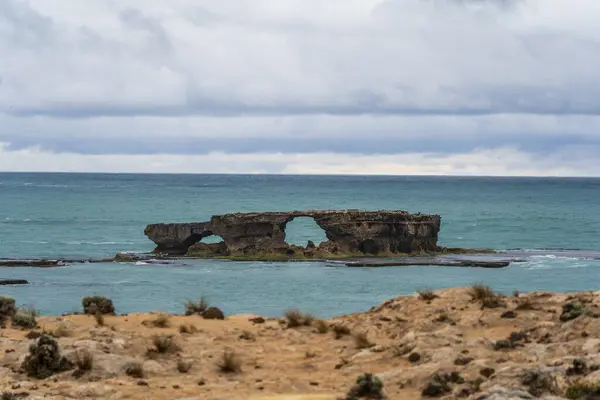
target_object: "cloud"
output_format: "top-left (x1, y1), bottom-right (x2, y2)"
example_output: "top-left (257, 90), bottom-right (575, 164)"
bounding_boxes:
top-left (1, 0), bottom-right (600, 174)
top-left (2, 143), bottom-right (600, 177)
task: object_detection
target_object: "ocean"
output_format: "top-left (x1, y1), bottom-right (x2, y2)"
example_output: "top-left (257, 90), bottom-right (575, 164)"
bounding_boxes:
top-left (1, 173), bottom-right (600, 317)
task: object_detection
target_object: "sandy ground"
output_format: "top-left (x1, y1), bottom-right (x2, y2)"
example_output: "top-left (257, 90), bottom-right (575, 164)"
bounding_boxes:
top-left (2, 287), bottom-right (600, 399)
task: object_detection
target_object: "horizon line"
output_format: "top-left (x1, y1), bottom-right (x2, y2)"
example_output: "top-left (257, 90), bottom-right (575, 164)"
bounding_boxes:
top-left (0, 171), bottom-right (599, 179)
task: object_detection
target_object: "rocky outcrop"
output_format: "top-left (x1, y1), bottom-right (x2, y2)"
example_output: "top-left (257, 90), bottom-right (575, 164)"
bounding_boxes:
top-left (145, 210), bottom-right (441, 257)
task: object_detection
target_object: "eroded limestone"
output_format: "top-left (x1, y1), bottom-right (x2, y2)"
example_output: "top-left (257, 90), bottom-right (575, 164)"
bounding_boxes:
top-left (144, 210), bottom-right (441, 258)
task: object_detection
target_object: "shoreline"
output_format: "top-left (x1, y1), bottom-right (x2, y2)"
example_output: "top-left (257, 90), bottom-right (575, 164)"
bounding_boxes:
top-left (2, 287), bottom-right (600, 399)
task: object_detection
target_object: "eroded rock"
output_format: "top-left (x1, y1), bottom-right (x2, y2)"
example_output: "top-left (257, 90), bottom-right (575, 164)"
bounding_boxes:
top-left (145, 210), bottom-right (441, 257)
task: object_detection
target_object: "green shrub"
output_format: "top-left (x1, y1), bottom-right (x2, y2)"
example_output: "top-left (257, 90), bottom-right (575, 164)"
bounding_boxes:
top-left (82, 296), bottom-right (114, 315)
top-left (0, 297), bottom-right (17, 325)
top-left (21, 334), bottom-right (73, 378)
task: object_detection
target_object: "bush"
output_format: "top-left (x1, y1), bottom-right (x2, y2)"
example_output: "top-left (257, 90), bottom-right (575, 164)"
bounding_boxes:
top-left (417, 289), bottom-right (439, 301)
top-left (468, 284), bottom-right (504, 309)
top-left (314, 319), bottom-right (329, 334)
top-left (75, 349), bottom-right (94, 372)
top-left (218, 350), bottom-right (241, 373)
top-left (353, 332), bottom-right (373, 349)
top-left (12, 307), bottom-right (38, 329)
top-left (124, 361), bottom-right (144, 378)
top-left (202, 306), bottom-right (225, 320)
top-left (333, 324), bottom-right (351, 339)
top-left (0, 297), bottom-right (17, 325)
top-left (150, 335), bottom-right (180, 354)
top-left (344, 373), bottom-right (385, 400)
top-left (21, 334), bottom-right (73, 379)
top-left (184, 296), bottom-right (209, 315)
top-left (284, 309), bottom-right (314, 328)
top-left (82, 296), bottom-right (114, 315)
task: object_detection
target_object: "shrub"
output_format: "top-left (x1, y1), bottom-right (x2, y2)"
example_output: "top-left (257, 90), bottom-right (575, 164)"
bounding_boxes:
top-left (344, 373), bottom-right (385, 400)
top-left (218, 350), bottom-right (241, 373)
top-left (82, 296), bottom-right (114, 315)
top-left (12, 307), bottom-right (38, 329)
top-left (314, 319), bottom-right (329, 334)
top-left (353, 332), bottom-right (373, 349)
top-left (184, 296), bottom-right (209, 315)
top-left (468, 284), bottom-right (504, 309)
top-left (21, 334), bottom-right (73, 378)
top-left (75, 349), bottom-right (94, 372)
top-left (151, 335), bottom-right (180, 354)
top-left (565, 381), bottom-right (600, 399)
top-left (284, 309), bottom-right (315, 328)
top-left (177, 359), bottom-right (193, 373)
top-left (333, 324), bottom-right (351, 339)
top-left (418, 289), bottom-right (439, 301)
top-left (0, 297), bottom-right (17, 325)
top-left (202, 306), bottom-right (225, 320)
top-left (52, 323), bottom-right (73, 338)
top-left (150, 313), bottom-right (170, 328)
top-left (124, 361), bottom-right (144, 378)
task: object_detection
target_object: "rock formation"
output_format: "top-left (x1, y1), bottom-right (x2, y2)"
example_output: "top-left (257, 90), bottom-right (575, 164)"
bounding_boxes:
top-left (144, 210), bottom-right (441, 257)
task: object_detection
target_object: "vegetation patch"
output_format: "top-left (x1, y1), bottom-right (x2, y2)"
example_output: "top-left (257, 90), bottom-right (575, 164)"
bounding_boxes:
top-left (284, 309), bottom-right (315, 328)
top-left (82, 296), bottom-right (115, 315)
top-left (21, 334), bottom-right (73, 379)
top-left (218, 350), bottom-right (241, 373)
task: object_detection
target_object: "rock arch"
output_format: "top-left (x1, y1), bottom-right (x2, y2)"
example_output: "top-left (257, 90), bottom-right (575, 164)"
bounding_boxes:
top-left (145, 210), bottom-right (441, 257)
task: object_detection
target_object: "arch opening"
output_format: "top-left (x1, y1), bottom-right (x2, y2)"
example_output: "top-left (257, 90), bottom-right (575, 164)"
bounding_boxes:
top-left (185, 233), bottom-right (227, 256)
top-left (284, 217), bottom-right (328, 247)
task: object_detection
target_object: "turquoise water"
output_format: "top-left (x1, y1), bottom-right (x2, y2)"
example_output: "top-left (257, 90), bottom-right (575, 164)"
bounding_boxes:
top-left (1, 173), bottom-right (600, 316)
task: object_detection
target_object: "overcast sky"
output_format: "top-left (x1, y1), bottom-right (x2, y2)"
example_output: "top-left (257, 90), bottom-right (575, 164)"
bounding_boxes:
top-left (1, 0), bottom-right (600, 175)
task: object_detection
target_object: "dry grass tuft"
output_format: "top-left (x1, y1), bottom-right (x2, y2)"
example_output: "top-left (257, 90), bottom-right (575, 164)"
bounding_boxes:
top-left (314, 319), bottom-right (329, 334)
top-left (333, 324), bottom-right (351, 339)
top-left (218, 350), bottom-right (241, 373)
top-left (124, 361), bottom-right (144, 378)
top-left (179, 324), bottom-right (198, 334)
top-left (185, 296), bottom-right (209, 315)
top-left (516, 296), bottom-right (537, 310)
top-left (177, 359), bottom-right (193, 373)
top-left (75, 349), bottom-right (94, 372)
top-left (468, 283), bottom-right (504, 309)
top-left (52, 323), bottom-right (73, 338)
top-left (150, 335), bottom-right (180, 354)
top-left (150, 313), bottom-right (170, 328)
top-left (284, 309), bottom-right (315, 328)
top-left (417, 289), bottom-right (439, 301)
top-left (94, 312), bottom-right (104, 327)
top-left (352, 332), bottom-right (373, 349)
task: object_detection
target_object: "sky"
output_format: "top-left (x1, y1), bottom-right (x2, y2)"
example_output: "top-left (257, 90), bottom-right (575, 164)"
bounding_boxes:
top-left (1, 0), bottom-right (600, 176)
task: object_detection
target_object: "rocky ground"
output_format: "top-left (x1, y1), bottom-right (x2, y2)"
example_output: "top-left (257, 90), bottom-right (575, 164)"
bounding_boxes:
top-left (2, 287), bottom-right (600, 400)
